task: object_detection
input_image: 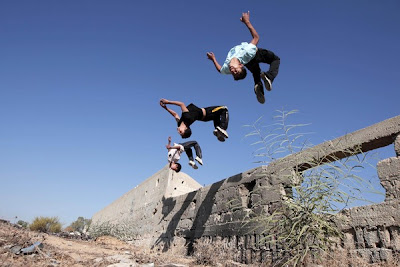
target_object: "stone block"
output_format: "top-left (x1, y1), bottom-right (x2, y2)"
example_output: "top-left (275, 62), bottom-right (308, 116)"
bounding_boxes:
top-left (232, 210), bottom-right (248, 221)
top-left (379, 248), bottom-right (393, 262)
top-left (355, 227), bottom-right (366, 249)
top-left (388, 226), bottom-right (400, 250)
top-left (355, 249), bottom-right (372, 262)
top-left (177, 219), bottom-right (192, 229)
top-left (377, 226), bottom-right (390, 248)
top-left (377, 157), bottom-right (400, 200)
top-left (343, 231), bottom-right (356, 249)
top-left (222, 212), bottom-right (233, 223)
top-left (259, 188), bottom-right (282, 203)
top-left (250, 194), bottom-right (262, 206)
top-left (363, 227), bottom-right (379, 248)
top-left (395, 134), bottom-right (400, 156)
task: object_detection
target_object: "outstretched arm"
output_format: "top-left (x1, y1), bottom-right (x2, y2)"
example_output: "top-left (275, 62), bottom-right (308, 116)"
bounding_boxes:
top-left (166, 136), bottom-right (172, 149)
top-left (160, 100), bottom-right (180, 121)
top-left (160, 99), bottom-right (189, 113)
top-left (241, 11), bottom-right (259, 46)
top-left (166, 137), bottom-right (183, 151)
top-left (207, 52), bottom-right (222, 72)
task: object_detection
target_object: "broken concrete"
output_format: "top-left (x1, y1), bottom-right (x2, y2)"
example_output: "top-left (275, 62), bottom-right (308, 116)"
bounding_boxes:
top-left (90, 115), bottom-right (400, 264)
top-left (90, 165), bottom-right (202, 246)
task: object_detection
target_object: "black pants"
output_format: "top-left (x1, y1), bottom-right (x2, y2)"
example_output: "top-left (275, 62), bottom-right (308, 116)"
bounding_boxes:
top-left (180, 141), bottom-right (202, 161)
top-left (203, 106), bottom-right (229, 130)
top-left (245, 48), bottom-right (280, 85)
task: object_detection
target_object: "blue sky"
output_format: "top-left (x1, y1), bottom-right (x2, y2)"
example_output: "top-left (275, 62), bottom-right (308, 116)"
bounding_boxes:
top-left (1, 1), bottom-right (399, 226)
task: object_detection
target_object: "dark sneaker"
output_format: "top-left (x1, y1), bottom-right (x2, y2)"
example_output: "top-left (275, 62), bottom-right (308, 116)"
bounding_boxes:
top-left (254, 83), bottom-right (265, 104)
top-left (213, 129), bottom-right (225, 142)
top-left (216, 126), bottom-right (229, 138)
top-left (261, 72), bottom-right (272, 91)
top-left (195, 156), bottom-right (203, 165)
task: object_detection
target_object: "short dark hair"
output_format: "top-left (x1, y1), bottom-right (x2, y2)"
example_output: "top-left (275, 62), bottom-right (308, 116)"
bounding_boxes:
top-left (181, 127), bottom-right (192, 138)
top-left (175, 163), bottom-right (182, 172)
top-left (233, 67), bottom-right (247, 80)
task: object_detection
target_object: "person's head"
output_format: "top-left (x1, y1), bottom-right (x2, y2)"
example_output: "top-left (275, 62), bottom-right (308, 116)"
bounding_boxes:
top-left (232, 67), bottom-right (247, 80)
top-left (229, 58), bottom-right (247, 80)
top-left (177, 124), bottom-right (192, 138)
top-left (170, 162), bottom-right (182, 172)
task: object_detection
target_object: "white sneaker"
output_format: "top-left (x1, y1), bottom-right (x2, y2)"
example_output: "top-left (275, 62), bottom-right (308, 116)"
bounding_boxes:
top-left (261, 73), bottom-right (272, 91)
top-left (189, 160), bottom-right (198, 169)
top-left (213, 129), bottom-right (225, 142)
top-left (195, 156), bottom-right (203, 165)
top-left (216, 126), bottom-right (229, 138)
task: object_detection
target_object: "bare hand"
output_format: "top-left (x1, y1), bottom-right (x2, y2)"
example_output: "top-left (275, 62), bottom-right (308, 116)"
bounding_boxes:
top-left (160, 98), bottom-right (169, 108)
top-left (168, 136), bottom-right (171, 142)
top-left (207, 52), bottom-right (215, 60)
top-left (240, 11), bottom-right (250, 24)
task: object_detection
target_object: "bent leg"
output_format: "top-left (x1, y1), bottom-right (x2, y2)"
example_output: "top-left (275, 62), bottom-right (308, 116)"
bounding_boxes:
top-left (245, 59), bottom-right (262, 85)
top-left (207, 106), bottom-right (229, 131)
top-left (216, 107), bottom-right (229, 130)
top-left (180, 141), bottom-right (195, 161)
top-left (257, 48), bottom-right (280, 82)
top-left (193, 142), bottom-right (202, 159)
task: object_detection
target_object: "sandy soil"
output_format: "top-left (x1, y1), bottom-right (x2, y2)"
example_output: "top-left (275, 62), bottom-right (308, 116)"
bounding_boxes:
top-left (0, 220), bottom-right (195, 267)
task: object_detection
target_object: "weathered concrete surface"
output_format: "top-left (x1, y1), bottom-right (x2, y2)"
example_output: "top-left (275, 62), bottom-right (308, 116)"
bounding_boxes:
top-left (91, 115), bottom-right (400, 264)
top-left (268, 115), bottom-right (400, 182)
top-left (378, 156), bottom-right (400, 200)
top-left (395, 134), bottom-right (400, 156)
top-left (90, 165), bottom-right (202, 244)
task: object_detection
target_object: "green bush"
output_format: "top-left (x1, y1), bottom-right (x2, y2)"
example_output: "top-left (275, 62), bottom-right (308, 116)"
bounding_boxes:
top-left (16, 220), bottom-right (29, 228)
top-left (30, 216), bottom-right (62, 233)
top-left (66, 216), bottom-right (91, 233)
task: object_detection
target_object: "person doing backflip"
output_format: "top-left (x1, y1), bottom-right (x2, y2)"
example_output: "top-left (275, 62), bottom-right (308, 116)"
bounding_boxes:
top-left (166, 136), bottom-right (203, 172)
top-left (160, 99), bottom-right (229, 142)
top-left (207, 11), bottom-right (280, 104)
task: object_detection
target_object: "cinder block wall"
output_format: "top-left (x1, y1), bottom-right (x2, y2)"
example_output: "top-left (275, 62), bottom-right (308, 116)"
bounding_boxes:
top-left (90, 116), bottom-right (400, 264)
top-left (337, 135), bottom-right (400, 263)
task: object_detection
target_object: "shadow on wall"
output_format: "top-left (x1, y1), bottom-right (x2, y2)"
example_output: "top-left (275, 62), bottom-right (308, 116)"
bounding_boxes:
top-left (186, 180), bottom-right (225, 252)
top-left (153, 190), bottom-right (197, 252)
top-left (154, 173), bottom-right (243, 252)
top-left (158, 196), bottom-right (176, 223)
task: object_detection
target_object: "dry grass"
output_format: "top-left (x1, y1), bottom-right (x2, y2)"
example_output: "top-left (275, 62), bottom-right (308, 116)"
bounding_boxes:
top-left (310, 249), bottom-right (400, 267)
top-left (192, 238), bottom-right (241, 267)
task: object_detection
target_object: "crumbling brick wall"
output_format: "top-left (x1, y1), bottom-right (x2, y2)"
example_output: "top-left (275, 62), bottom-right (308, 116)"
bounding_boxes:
top-left (91, 116), bottom-right (400, 264)
top-left (154, 117), bottom-right (400, 264)
top-left (337, 134), bottom-right (400, 263)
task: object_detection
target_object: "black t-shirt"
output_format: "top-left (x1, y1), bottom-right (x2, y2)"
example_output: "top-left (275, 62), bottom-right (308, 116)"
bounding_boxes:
top-left (177, 103), bottom-right (203, 127)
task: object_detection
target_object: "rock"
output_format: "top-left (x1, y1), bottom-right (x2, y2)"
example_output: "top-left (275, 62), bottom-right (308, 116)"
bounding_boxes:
top-left (107, 264), bottom-right (138, 267)
top-left (105, 254), bottom-right (133, 263)
top-left (20, 241), bottom-right (43, 255)
top-left (159, 264), bottom-right (188, 267)
top-left (10, 245), bottom-right (22, 254)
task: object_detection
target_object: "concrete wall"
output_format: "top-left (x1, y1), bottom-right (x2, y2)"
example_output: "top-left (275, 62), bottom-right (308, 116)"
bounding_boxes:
top-left (90, 165), bottom-right (202, 245)
top-left (337, 134), bottom-right (400, 263)
top-left (90, 115), bottom-right (400, 264)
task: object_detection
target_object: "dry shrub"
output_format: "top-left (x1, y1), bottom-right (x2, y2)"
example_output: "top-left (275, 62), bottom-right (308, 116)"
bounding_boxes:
top-left (193, 238), bottom-right (237, 266)
top-left (63, 226), bottom-right (74, 232)
top-left (244, 110), bottom-right (382, 266)
top-left (29, 216), bottom-right (62, 233)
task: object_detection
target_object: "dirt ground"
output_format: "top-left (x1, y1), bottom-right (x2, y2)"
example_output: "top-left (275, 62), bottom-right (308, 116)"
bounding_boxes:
top-left (0, 220), bottom-right (197, 267)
